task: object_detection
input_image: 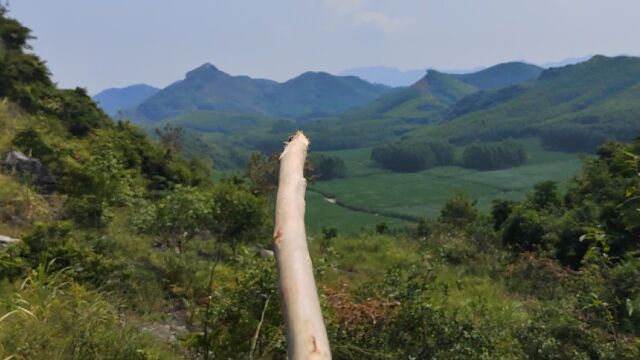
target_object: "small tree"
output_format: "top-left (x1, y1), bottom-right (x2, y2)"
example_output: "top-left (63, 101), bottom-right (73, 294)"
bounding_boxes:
top-left (439, 193), bottom-right (478, 228)
top-left (245, 152), bottom-right (280, 195)
top-left (208, 183), bottom-right (270, 253)
top-left (529, 181), bottom-right (561, 211)
top-left (66, 141), bottom-right (132, 227)
top-left (149, 185), bottom-right (211, 251)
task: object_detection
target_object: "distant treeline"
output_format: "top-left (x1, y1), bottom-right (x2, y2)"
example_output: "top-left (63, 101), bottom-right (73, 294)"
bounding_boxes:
top-left (462, 140), bottom-right (527, 170)
top-left (371, 139), bottom-right (528, 172)
top-left (371, 141), bottom-right (456, 172)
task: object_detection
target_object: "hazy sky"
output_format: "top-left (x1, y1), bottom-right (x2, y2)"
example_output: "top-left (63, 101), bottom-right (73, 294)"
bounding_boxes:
top-left (9, 0), bottom-right (640, 93)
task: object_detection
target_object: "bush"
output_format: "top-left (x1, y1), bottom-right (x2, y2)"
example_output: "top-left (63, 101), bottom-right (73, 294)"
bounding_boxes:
top-left (439, 193), bottom-right (478, 228)
top-left (0, 265), bottom-right (175, 359)
top-left (189, 256), bottom-right (285, 359)
top-left (307, 153), bottom-right (347, 180)
top-left (502, 207), bottom-right (547, 252)
top-left (505, 253), bottom-right (573, 300)
top-left (491, 199), bottom-right (515, 230)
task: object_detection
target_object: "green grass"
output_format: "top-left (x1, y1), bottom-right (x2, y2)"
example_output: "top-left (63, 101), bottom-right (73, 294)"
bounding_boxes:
top-left (305, 190), bottom-right (406, 235)
top-left (307, 138), bottom-right (583, 223)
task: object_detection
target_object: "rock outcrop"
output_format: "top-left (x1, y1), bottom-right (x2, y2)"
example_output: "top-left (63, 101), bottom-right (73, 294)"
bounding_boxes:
top-left (0, 235), bottom-right (21, 249)
top-left (2, 151), bottom-right (56, 193)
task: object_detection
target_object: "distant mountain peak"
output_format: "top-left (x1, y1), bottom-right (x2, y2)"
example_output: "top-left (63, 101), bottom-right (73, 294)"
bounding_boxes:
top-left (132, 64), bottom-right (393, 121)
top-left (294, 71), bottom-right (334, 80)
top-left (186, 63), bottom-right (225, 79)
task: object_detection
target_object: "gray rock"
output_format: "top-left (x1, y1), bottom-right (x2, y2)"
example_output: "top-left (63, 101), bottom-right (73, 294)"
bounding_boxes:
top-left (2, 151), bottom-right (56, 193)
top-left (257, 249), bottom-right (274, 258)
top-left (0, 235), bottom-right (21, 249)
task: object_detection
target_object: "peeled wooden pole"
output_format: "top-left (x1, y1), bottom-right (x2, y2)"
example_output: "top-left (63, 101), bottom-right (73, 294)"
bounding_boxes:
top-left (273, 131), bottom-right (331, 359)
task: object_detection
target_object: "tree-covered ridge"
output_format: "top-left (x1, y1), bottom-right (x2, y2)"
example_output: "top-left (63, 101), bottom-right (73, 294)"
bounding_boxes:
top-left (408, 55), bottom-right (640, 151)
top-left (129, 64), bottom-right (392, 122)
top-left (301, 62), bottom-right (544, 151)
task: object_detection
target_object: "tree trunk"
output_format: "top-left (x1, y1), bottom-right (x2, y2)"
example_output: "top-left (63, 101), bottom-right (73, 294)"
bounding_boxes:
top-left (273, 131), bottom-right (331, 359)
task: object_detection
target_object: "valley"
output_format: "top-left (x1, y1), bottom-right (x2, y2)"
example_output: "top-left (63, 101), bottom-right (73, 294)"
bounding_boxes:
top-left (305, 138), bottom-right (583, 234)
top-left (93, 57), bottom-right (638, 235)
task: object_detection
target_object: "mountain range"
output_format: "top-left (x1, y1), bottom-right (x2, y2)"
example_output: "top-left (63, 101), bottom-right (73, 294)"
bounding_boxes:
top-left (93, 84), bottom-right (159, 117)
top-left (122, 64), bottom-right (392, 122)
top-left (91, 55), bottom-right (640, 168)
top-left (336, 57), bottom-right (594, 88)
top-left (407, 55), bottom-right (640, 151)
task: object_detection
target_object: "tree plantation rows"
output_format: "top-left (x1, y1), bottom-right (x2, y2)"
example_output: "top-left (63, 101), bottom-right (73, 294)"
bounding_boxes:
top-left (371, 139), bottom-right (527, 172)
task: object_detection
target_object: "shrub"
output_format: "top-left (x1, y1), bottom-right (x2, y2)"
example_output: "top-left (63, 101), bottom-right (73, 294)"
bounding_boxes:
top-left (307, 153), bottom-right (347, 180)
top-left (502, 207), bottom-right (547, 252)
top-left (0, 265), bottom-right (175, 359)
top-left (439, 193), bottom-right (478, 228)
top-left (529, 180), bottom-right (562, 211)
top-left (505, 253), bottom-right (573, 300)
top-left (491, 199), bottom-right (515, 230)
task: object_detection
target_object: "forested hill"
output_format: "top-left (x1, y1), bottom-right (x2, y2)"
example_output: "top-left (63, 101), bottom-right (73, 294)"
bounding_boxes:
top-left (301, 61), bottom-right (544, 150)
top-left (407, 55), bottom-right (640, 151)
top-left (129, 63), bottom-right (392, 122)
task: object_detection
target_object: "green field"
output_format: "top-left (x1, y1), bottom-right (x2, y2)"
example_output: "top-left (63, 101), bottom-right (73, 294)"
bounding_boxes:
top-left (305, 191), bottom-right (406, 235)
top-left (305, 138), bottom-right (583, 232)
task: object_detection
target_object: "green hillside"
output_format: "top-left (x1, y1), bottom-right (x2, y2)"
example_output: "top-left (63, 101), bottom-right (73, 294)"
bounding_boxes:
top-left (263, 71), bottom-right (392, 120)
top-left (151, 110), bottom-right (285, 168)
top-left (135, 64), bottom-right (278, 121)
top-left (303, 62), bottom-right (543, 150)
top-left (408, 56), bottom-right (640, 151)
top-left (133, 64), bottom-right (391, 122)
top-left (455, 61), bottom-right (543, 90)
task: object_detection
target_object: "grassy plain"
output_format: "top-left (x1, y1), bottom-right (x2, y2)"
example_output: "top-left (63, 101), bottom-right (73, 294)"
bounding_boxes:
top-left (305, 138), bottom-right (583, 231)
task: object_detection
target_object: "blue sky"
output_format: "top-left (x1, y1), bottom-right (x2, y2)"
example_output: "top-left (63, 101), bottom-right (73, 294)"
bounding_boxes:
top-left (9, 0), bottom-right (640, 93)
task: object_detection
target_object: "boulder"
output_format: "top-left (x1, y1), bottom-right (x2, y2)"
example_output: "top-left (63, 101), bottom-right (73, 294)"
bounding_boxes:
top-left (0, 235), bottom-right (21, 249)
top-left (2, 151), bottom-right (56, 193)
top-left (257, 248), bottom-right (274, 258)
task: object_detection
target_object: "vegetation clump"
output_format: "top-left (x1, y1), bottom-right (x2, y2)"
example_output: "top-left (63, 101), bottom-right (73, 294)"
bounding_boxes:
top-left (308, 153), bottom-right (347, 180)
top-left (462, 139), bottom-right (527, 170)
top-left (371, 141), bottom-right (455, 172)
